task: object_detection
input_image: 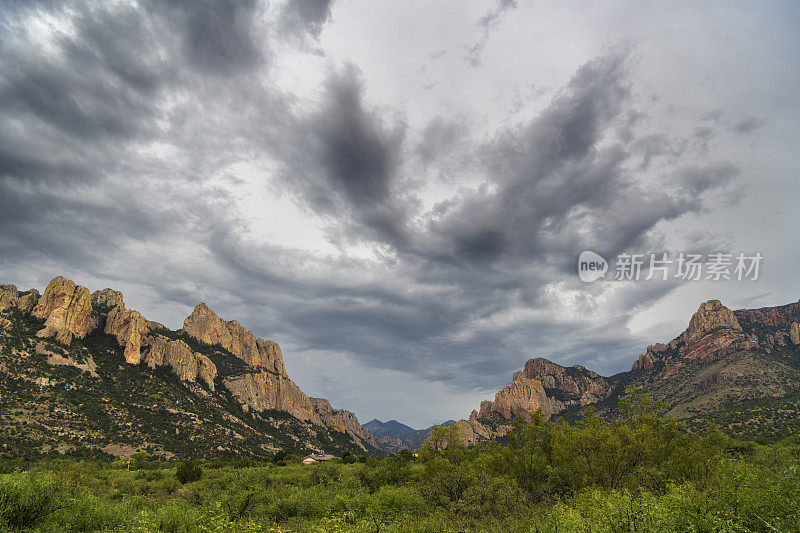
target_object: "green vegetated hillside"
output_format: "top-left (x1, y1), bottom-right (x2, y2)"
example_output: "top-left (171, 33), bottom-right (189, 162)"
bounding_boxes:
top-left (0, 276), bottom-right (392, 461)
top-left (0, 299), bottom-right (378, 461)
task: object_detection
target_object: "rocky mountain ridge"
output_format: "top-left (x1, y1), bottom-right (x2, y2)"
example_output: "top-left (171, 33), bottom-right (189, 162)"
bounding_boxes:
top-left (0, 276), bottom-right (379, 458)
top-left (3, 275), bottom-right (799, 456)
top-left (451, 298), bottom-right (800, 446)
top-left (363, 419), bottom-right (417, 439)
top-left (363, 419), bottom-right (430, 454)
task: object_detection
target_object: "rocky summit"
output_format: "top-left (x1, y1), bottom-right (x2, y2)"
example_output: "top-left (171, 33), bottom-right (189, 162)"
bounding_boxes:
top-left (0, 275), bottom-right (379, 459)
top-left (450, 297), bottom-right (800, 446)
top-left (31, 276), bottom-right (94, 345)
top-left (183, 303), bottom-right (286, 375)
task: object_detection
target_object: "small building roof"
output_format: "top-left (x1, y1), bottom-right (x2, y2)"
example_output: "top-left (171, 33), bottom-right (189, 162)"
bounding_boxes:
top-left (302, 453), bottom-right (336, 463)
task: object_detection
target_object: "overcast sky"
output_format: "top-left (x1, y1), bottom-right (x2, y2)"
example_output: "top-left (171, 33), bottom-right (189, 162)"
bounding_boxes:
top-left (1, 0), bottom-right (799, 427)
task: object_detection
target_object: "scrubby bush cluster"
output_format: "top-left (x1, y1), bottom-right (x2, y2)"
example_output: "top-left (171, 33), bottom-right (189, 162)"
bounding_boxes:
top-left (175, 460), bottom-right (202, 484)
top-left (0, 392), bottom-right (798, 531)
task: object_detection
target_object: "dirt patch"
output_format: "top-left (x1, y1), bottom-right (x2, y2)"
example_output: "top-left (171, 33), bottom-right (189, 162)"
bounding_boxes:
top-left (101, 444), bottom-right (140, 458)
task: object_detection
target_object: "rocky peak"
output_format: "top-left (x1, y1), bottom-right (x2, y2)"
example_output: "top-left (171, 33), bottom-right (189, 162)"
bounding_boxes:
top-left (32, 276), bottom-right (93, 345)
top-left (522, 357), bottom-right (610, 403)
top-left (454, 356), bottom-right (613, 446)
top-left (629, 298), bottom-right (800, 374)
top-left (479, 374), bottom-right (561, 421)
top-left (631, 342), bottom-right (670, 371)
top-left (734, 300), bottom-right (800, 349)
top-left (734, 299), bottom-right (800, 328)
top-left (182, 303), bottom-right (286, 376)
top-left (223, 371), bottom-right (317, 419)
top-left (91, 288), bottom-right (124, 310)
top-left (0, 284), bottom-right (37, 313)
top-left (477, 356), bottom-right (610, 423)
top-left (522, 357), bottom-right (563, 380)
top-left (17, 289), bottom-right (40, 313)
top-left (685, 300), bottom-right (741, 345)
top-left (0, 285), bottom-right (19, 311)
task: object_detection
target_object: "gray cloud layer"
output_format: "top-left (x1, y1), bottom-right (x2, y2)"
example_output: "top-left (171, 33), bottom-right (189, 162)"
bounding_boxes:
top-left (0, 0), bottom-right (791, 425)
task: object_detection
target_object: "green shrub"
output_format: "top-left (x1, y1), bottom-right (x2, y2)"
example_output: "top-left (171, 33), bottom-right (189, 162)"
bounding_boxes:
top-left (367, 485), bottom-right (429, 527)
top-left (176, 461), bottom-right (202, 484)
top-left (48, 493), bottom-right (127, 532)
top-left (0, 471), bottom-right (63, 530)
top-left (341, 452), bottom-right (358, 464)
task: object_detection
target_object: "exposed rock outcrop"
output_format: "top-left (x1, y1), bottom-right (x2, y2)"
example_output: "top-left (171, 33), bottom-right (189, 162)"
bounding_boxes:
top-left (0, 275), bottom-right (381, 458)
top-left (735, 300), bottom-right (800, 329)
top-left (105, 307), bottom-right (149, 364)
top-left (0, 284), bottom-right (37, 315)
top-left (17, 290), bottom-right (39, 313)
top-left (0, 285), bottom-right (19, 311)
top-left (457, 410), bottom-right (511, 447)
top-left (479, 374), bottom-right (562, 421)
top-left (478, 357), bottom-right (611, 422)
top-left (312, 398), bottom-right (376, 449)
top-left (524, 358), bottom-right (610, 405)
top-left (143, 335), bottom-right (217, 389)
top-left (630, 299), bottom-right (800, 376)
top-left (32, 277), bottom-right (93, 345)
top-left (91, 288), bottom-right (124, 310)
top-left (620, 298), bottom-right (800, 418)
top-left (634, 300), bottom-right (748, 373)
top-left (146, 320), bottom-right (167, 332)
top-left (223, 371), bottom-right (317, 419)
top-left (221, 371), bottom-right (375, 451)
top-left (183, 303), bottom-right (286, 376)
top-left (685, 299), bottom-right (741, 343)
top-left (448, 357), bottom-right (612, 447)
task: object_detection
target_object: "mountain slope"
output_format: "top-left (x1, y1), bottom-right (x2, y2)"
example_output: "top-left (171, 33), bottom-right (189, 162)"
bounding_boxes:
top-left (363, 419), bottom-right (417, 439)
top-left (364, 419), bottom-right (430, 453)
top-left (0, 277), bottom-right (380, 459)
top-left (452, 298), bottom-right (800, 445)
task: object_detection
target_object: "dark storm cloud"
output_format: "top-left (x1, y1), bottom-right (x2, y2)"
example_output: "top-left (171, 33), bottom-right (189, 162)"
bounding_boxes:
top-left (152, 0), bottom-right (264, 75)
top-left (0, 0), bottom-right (265, 272)
top-left (277, 64), bottom-right (411, 247)
top-left (424, 52), bottom-right (646, 263)
top-left (0, 2), bottom-right (166, 271)
top-left (672, 162), bottom-right (740, 197)
top-left (416, 50), bottom-right (735, 272)
top-left (630, 134), bottom-right (688, 170)
top-left (0, 3), bottom-right (162, 156)
top-left (314, 67), bottom-right (399, 206)
top-left (279, 0), bottom-right (334, 39)
top-left (214, 48), bottom-right (743, 389)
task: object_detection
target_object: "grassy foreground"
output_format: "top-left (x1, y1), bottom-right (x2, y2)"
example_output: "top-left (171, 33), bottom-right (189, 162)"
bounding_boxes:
top-left (0, 394), bottom-right (798, 532)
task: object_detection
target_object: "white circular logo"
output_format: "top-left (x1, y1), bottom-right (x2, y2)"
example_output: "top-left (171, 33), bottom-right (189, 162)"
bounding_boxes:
top-left (578, 251), bottom-right (608, 282)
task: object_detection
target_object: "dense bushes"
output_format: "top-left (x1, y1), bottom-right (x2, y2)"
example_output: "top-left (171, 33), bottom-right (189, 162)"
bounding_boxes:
top-left (0, 392), bottom-right (796, 531)
top-left (175, 460), bottom-right (202, 484)
top-left (0, 471), bottom-right (63, 530)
